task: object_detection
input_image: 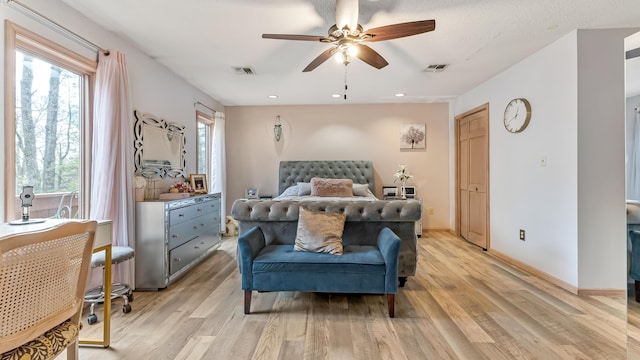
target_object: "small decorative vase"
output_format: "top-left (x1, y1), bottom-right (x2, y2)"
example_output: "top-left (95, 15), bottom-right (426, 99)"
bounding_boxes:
top-left (401, 182), bottom-right (407, 199)
top-left (135, 188), bottom-right (145, 202)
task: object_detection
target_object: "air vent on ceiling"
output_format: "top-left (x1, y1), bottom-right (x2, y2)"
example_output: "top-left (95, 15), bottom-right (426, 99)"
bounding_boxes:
top-left (232, 66), bottom-right (256, 75)
top-left (424, 64), bottom-right (449, 73)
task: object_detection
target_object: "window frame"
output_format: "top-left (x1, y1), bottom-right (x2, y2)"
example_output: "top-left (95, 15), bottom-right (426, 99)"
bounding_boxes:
top-left (195, 110), bottom-right (215, 178)
top-left (4, 21), bottom-right (97, 221)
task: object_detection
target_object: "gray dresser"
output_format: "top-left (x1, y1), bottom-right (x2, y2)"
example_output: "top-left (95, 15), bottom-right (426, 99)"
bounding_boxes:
top-left (135, 193), bottom-right (222, 290)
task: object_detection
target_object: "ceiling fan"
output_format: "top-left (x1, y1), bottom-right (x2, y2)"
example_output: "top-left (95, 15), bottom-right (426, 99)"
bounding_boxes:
top-left (262, 0), bottom-right (436, 72)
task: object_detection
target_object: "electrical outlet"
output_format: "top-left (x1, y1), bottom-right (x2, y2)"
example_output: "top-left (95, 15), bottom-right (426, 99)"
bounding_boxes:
top-left (519, 229), bottom-right (525, 241)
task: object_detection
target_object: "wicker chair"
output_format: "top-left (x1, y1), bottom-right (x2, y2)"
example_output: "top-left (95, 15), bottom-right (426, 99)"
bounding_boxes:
top-left (0, 221), bottom-right (96, 360)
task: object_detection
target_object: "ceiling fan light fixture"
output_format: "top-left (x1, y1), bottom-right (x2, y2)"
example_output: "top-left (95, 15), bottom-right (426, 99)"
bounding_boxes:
top-left (395, 93), bottom-right (406, 97)
top-left (268, 95), bottom-right (278, 99)
top-left (261, 0), bottom-right (435, 72)
top-left (335, 51), bottom-right (350, 64)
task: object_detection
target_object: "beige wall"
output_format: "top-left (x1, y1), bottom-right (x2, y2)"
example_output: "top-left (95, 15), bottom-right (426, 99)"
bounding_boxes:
top-left (225, 103), bottom-right (451, 230)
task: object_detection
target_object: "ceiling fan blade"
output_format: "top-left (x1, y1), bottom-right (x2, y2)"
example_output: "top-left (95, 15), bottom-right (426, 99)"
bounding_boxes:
top-left (355, 44), bottom-right (389, 69)
top-left (303, 47), bottom-right (340, 72)
top-left (336, 0), bottom-right (359, 32)
top-left (363, 20), bottom-right (436, 42)
top-left (262, 34), bottom-right (327, 42)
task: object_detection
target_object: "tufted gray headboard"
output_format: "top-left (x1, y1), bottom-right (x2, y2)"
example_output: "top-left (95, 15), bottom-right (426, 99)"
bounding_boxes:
top-left (278, 160), bottom-right (374, 195)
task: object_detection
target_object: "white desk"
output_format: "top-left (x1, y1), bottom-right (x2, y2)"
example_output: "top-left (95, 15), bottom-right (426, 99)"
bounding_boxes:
top-left (0, 219), bottom-right (113, 348)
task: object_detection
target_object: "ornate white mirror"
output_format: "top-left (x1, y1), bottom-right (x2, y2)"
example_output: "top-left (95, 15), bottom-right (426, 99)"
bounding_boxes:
top-left (134, 110), bottom-right (186, 178)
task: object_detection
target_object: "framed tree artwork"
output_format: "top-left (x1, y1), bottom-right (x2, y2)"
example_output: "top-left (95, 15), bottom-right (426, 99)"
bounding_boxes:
top-left (190, 173), bottom-right (208, 193)
top-left (400, 124), bottom-right (426, 149)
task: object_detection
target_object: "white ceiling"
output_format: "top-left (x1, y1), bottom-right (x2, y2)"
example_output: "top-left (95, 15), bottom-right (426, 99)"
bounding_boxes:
top-left (59, 0), bottom-right (640, 106)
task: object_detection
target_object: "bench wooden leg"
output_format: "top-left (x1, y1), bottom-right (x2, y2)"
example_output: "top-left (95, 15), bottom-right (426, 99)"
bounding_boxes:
top-left (387, 294), bottom-right (395, 318)
top-left (244, 290), bottom-right (252, 314)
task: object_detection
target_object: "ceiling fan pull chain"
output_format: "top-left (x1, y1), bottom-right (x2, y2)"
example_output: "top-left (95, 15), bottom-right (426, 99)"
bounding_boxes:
top-left (344, 64), bottom-right (348, 100)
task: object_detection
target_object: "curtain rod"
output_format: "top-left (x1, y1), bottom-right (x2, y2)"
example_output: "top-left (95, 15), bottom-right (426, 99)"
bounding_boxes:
top-left (194, 101), bottom-right (216, 114)
top-left (7, 0), bottom-right (109, 55)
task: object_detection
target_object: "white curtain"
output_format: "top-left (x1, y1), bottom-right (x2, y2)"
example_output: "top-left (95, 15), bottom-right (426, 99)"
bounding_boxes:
top-left (210, 112), bottom-right (226, 229)
top-left (90, 50), bottom-right (135, 286)
top-left (631, 107), bottom-right (640, 200)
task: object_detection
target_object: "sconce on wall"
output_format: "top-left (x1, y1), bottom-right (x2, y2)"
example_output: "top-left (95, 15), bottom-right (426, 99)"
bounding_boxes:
top-left (274, 115), bottom-right (282, 142)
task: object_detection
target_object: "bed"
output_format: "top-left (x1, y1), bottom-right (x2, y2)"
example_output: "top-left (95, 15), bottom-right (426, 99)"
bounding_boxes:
top-left (275, 160), bottom-right (377, 200)
top-left (231, 160), bottom-right (422, 285)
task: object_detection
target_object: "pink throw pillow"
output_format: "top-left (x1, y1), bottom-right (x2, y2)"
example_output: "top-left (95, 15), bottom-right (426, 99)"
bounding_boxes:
top-left (310, 178), bottom-right (354, 197)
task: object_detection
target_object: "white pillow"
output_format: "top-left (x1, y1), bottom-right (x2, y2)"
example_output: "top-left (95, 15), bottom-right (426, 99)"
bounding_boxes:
top-left (297, 182), bottom-right (312, 196)
top-left (352, 183), bottom-right (370, 197)
top-left (279, 185), bottom-right (299, 197)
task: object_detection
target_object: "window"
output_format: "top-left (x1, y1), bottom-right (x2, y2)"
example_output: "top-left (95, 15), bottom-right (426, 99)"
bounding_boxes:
top-left (4, 22), bottom-right (96, 221)
top-left (196, 111), bottom-right (215, 176)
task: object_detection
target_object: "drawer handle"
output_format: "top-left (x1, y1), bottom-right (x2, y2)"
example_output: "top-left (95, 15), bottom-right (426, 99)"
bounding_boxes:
top-left (193, 226), bottom-right (198, 229)
top-left (178, 213), bottom-right (185, 217)
top-left (201, 223), bottom-right (205, 226)
top-left (172, 235), bottom-right (178, 238)
top-left (194, 246), bottom-right (200, 249)
top-left (174, 257), bottom-right (182, 262)
top-left (197, 208), bottom-right (202, 211)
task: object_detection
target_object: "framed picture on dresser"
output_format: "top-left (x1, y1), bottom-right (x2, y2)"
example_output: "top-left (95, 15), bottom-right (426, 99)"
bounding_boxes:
top-left (245, 188), bottom-right (258, 199)
top-left (189, 173), bottom-right (208, 193)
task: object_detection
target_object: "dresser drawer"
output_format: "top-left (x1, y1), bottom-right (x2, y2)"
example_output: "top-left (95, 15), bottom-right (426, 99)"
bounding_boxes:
top-left (168, 219), bottom-right (199, 249)
top-left (169, 200), bottom-right (218, 226)
top-left (168, 206), bottom-right (192, 226)
top-left (168, 215), bottom-right (219, 249)
top-left (169, 235), bottom-right (218, 275)
top-left (205, 200), bottom-right (220, 215)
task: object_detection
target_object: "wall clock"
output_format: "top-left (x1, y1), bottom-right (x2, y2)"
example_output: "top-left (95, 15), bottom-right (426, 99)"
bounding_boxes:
top-left (503, 98), bottom-right (532, 133)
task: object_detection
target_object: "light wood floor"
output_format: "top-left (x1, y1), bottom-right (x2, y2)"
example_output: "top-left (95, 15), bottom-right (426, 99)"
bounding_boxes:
top-left (74, 231), bottom-right (630, 360)
top-left (628, 287), bottom-right (640, 359)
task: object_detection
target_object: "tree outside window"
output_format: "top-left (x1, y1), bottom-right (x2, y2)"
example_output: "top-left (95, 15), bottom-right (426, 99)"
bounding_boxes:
top-left (13, 51), bottom-right (83, 218)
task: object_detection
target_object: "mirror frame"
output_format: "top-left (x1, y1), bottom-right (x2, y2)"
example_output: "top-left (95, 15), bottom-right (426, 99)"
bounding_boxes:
top-left (134, 110), bottom-right (186, 178)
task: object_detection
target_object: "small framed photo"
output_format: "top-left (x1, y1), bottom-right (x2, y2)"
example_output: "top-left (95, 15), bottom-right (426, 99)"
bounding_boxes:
top-left (246, 188), bottom-right (258, 199)
top-left (189, 173), bottom-right (208, 193)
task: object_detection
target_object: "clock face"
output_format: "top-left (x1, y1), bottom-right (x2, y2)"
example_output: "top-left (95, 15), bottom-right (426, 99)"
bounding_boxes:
top-left (503, 98), bottom-right (531, 133)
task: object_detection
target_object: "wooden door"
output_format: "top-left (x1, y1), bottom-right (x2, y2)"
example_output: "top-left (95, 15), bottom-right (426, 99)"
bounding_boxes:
top-left (458, 119), bottom-right (470, 239)
top-left (456, 104), bottom-right (489, 249)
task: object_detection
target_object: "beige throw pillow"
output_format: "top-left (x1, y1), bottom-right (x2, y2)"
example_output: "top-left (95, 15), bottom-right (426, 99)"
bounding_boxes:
top-left (294, 207), bottom-right (346, 255)
top-left (310, 178), bottom-right (353, 197)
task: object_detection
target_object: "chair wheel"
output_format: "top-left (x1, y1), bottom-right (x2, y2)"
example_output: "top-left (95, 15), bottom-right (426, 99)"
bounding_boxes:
top-left (87, 314), bottom-right (98, 325)
top-left (123, 304), bottom-right (132, 313)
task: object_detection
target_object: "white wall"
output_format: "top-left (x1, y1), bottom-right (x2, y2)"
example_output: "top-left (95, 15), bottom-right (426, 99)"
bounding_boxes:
top-left (455, 29), bottom-right (635, 290)
top-left (576, 29), bottom-right (632, 290)
top-left (456, 31), bottom-right (580, 286)
top-left (225, 103), bottom-right (451, 230)
top-left (0, 0), bottom-right (224, 221)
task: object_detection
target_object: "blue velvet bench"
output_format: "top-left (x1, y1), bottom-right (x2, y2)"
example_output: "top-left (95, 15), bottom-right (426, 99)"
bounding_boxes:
top-left (232, 199), bottom-right (422, 318)
top-left (237, 226), bottom-right (401, 317)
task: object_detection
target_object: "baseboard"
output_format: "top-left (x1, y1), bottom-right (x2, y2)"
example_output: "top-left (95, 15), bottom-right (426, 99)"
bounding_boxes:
top-left (488, 249), bottom-right (579, 294)
top-left (422, 228), bottom-right (451, 232)
top-left (577, 288), bottom-right (626, 297)
top-left (488, 249), bottom-right (625, 298)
